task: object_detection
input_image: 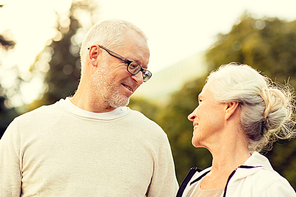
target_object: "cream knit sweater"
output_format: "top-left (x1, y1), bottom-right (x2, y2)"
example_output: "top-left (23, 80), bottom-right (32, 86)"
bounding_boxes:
top-left (0, 98), bottom-right (178, 196)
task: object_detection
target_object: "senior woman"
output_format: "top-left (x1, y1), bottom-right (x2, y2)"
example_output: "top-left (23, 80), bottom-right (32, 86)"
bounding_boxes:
top-left (177, 63), bottom-right (296, 197)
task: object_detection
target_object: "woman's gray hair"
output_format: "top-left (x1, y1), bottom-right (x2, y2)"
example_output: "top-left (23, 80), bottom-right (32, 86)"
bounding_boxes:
top-left (80, 19), bottom-right (148, 68)
top-left (207, 63), bottom-right (295, 152)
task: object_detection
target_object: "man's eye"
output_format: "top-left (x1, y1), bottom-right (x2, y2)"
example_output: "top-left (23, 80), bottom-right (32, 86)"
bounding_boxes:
top-left (129, 62), bottom-right (138, 69)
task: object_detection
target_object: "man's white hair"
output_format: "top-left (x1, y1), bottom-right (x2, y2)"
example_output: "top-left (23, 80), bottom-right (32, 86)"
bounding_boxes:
top-left (80, 19), bottom-right (148, 68)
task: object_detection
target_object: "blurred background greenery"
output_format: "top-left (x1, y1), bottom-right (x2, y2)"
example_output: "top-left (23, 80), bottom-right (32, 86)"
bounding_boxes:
top-left (1, 0), bottom-right (296, 191)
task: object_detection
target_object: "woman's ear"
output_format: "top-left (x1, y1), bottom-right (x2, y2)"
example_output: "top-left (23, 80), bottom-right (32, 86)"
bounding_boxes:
top-left (88, 45), bottom-right (100, 67)
top-left (225, 102), bottom-right (240, 121)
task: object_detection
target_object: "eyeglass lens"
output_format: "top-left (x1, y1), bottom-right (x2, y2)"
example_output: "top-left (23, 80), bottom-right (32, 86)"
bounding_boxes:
top-left (127, 62), bottom-right (151, 82)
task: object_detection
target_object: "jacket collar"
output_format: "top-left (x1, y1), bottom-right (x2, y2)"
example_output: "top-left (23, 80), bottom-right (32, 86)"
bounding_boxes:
top-left (233, 152), bottom-right (273, 180)
top-left (189, 152), bottom-right (272, 189)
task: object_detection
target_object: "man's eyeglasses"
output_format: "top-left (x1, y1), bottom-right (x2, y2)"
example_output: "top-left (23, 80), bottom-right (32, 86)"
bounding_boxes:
top-left (88, 45), bottom-right (152, 82)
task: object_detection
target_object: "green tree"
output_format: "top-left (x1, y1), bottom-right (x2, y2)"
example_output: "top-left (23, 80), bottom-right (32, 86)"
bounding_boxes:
top-left (0, 33), bottom-right (18, 138)
top-left (31, 0), bottom-right (98, 108)
top-left (128, 97), bottom-right (160, 122)
top-left (206, 12), bottom-right (296, 86)
top-left (205, 12), bottom-right (296, 189)
top-left (154, 76), bottom-right (212, 183)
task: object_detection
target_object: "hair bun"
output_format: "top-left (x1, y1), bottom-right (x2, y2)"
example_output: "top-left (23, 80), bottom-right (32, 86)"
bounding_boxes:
top-left (262, 88), bottom-right (286, 120)
top-left (260, 86), bottom-right (295, 145)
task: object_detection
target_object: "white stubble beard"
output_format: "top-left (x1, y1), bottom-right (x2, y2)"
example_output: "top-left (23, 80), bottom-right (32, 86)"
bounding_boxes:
top-left (91, 64), bottom-right (130, 109)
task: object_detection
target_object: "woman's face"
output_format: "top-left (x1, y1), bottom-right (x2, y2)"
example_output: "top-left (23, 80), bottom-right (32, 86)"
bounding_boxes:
top-left (188, 83), bottom-right (227, 148)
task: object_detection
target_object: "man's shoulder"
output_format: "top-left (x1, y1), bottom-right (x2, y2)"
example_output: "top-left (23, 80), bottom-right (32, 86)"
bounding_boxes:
top-left (15, 102), bottom-right (61, 123)
top-left (128, 109), bottom-right (159, 126)
top-left (127, 109), bottom-right (167, 137)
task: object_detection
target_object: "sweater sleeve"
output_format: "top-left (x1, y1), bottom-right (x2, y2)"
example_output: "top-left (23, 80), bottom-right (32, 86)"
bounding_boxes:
top-left (146, 135), bottom-right (179, 197)
top-left (0, 119), bottom-right (22, 196)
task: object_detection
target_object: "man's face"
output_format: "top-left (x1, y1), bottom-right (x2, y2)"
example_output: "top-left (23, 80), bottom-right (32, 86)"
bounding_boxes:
top-left (91, 29), bottom-right (150, 108)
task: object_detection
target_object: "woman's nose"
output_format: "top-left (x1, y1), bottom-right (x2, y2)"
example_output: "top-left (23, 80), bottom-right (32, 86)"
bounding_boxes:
top-left (188, 110), bottom-right (196, 121)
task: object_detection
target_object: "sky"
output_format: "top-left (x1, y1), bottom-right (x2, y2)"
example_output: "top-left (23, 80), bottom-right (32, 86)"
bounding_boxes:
top-left (99, 0), bottom-right (296, 72)
top-left (0, 0), bottom-right (296, 105)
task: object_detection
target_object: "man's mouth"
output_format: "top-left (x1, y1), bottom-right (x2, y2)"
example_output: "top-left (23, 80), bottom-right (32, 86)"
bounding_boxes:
top-left (122, 84), bottom-right (134, 93)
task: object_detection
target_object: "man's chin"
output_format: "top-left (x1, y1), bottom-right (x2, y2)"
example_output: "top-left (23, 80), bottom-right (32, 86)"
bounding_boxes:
top-left (109, 97), bottom-right (130, 108)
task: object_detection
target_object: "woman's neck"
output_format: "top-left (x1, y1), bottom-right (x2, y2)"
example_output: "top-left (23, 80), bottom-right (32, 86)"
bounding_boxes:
top-left (201, 130), bottom-right (251, 190)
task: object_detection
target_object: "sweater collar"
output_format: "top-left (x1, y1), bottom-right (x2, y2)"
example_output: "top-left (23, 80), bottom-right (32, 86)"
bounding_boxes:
top-left (58, 97), bottom-right (129, 120)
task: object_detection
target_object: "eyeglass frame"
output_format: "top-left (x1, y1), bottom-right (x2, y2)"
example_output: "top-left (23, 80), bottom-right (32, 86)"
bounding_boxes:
top-left (87, 45), bottom-right (152, 82)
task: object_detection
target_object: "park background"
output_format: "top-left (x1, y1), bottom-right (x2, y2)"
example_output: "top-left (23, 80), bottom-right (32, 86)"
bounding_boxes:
top-left (1, 0), bottom-right (296, 190)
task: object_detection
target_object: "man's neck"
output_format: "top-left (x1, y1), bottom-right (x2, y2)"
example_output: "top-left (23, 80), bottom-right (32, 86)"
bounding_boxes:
top-left (70, 92), bottom-right (116, 113)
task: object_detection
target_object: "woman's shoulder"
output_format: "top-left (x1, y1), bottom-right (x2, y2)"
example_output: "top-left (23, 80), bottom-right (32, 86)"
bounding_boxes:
top-left (251, 170), bottom-right (296, 196)
top-left (235, 157), bottom-right (295, 196)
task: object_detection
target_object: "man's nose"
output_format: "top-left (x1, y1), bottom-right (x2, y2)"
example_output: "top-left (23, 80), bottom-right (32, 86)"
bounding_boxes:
top-left (131, 72), bottom-right (144, 84)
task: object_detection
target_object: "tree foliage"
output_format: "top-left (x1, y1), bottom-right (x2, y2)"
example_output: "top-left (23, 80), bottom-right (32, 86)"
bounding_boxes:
top-left (128, 97), bottom-right (160, 122)
top-left (39, 13), bottom-right (81, 106)
top-left (0, 35), bottom-right (17, 138)
top-left (31, 0), bottom-right (98, 108)
top-left (0, 35), bottom-right (15, 49)
top-left (206, 12), bottom-right (296, 86)
top-left (158, 76), bottom-right (213, 182)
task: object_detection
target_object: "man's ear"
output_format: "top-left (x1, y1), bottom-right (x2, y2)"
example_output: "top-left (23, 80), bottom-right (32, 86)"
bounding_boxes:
top-left (88, 45), bottom-right (100, 67)
top-left (225, 102), bottom-right (240, 121)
